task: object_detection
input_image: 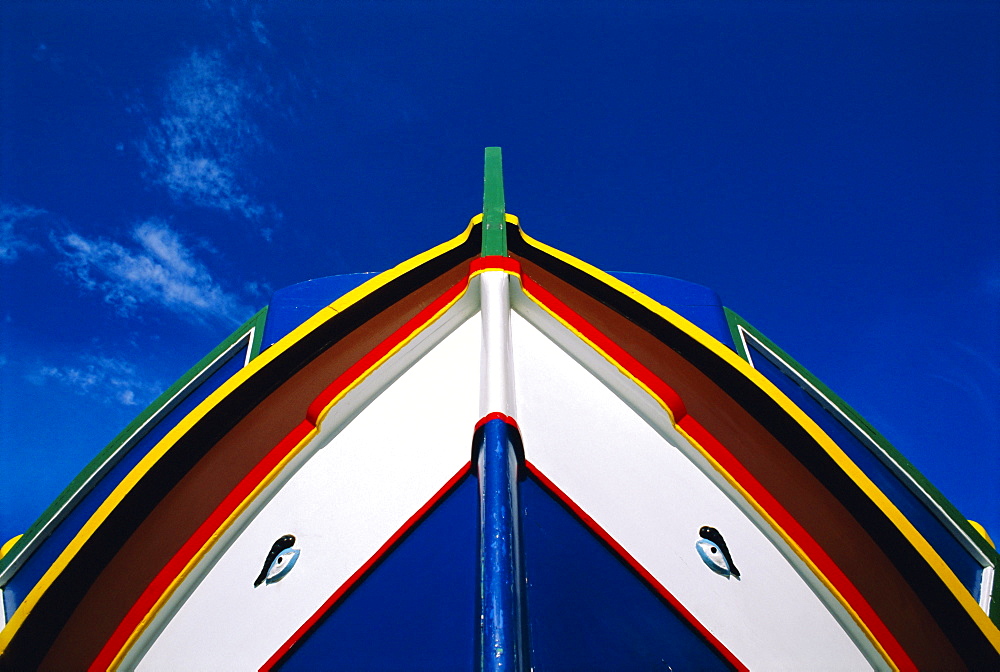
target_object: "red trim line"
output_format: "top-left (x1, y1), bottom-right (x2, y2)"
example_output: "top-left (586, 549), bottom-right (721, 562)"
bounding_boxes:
top-left (676, 415), bottom-right (916, 671)
top-left (518, 271), bottom-right (914, 671)
top-left (306, 277), bottom-right (470, 424)
top-left (525, 461), bottom-right (748, 672)
top-left (470, 256), bottom-right (521, 275)
top-left (261, 463), bottom-right (473, 671)
top-left (90, 275), bottom-right (473, 671)
top-left (88, 419), bottom-right (316, 672)
top-left (519, 273), bottom-right (688, 422)
top-left (475, 412), bottom-right (520, 431)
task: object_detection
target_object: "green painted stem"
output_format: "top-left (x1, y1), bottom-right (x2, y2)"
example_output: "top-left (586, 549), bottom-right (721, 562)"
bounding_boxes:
top-left (482, 147), bottom-right (508, 257)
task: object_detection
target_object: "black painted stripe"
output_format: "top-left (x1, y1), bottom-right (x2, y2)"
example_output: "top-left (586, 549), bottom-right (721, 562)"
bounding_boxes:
top-left (2, 228), bottom-right (481, 669)
top-left (508, 224), bottom-right (998, 669)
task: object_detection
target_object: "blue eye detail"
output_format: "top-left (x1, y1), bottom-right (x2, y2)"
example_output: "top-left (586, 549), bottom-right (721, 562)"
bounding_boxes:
top-left (265, 548), bottom-right (300, 584)
top-left (254, 534), bottom-right (299, 587)
top-left (696, 538), bottom-right (732, 577)
top-left (697, 526), bottom-right (740, 580)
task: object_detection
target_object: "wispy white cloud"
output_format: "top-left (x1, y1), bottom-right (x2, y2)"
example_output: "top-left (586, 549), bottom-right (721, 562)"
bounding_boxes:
top-left (0, 203), bottom-right (46, 262)
top-left (53, 219), bottom-right (251, 324)
top-left (32, 355), bottom-right (160, 407)
top-left (141, 50), bottom-right (271, 221)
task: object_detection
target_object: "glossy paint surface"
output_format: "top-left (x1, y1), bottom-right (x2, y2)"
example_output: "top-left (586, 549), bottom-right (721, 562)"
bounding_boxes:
top-left (276, 475), bottom-right (478, 671)
top-left (748, 342), bottom-right (985, 596)
top-left (506, 242), bottom-right (997, 666)
top-left (508, 307), bottom-right (879, 670)
top-left (608, 271), bottom-right (732, 348)
top-left (2, 340), bottom-right (250, 618)
top-left (478, 270), bottom-right (516, 419)
top-left (131, 312), bottom-right (481, 669)
top-left (521, 476), bottom-right (734, 671)
top-left (260, 274), bottom-right (376, 350)
top-left (476, 418), bottom-right (525, 671)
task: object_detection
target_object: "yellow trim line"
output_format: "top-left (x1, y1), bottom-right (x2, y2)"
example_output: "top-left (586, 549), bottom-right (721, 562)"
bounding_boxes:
top-left (0, 222), bottom-right (476, 653)
top-left (110, 279), bottom-right (474, 668)
top-left (518, 229), bottom-right (1000, 651)
top-left (515, 278), bottom-right (896, 670)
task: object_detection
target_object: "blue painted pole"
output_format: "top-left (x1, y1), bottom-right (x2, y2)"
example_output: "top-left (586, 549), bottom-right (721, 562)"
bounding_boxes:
top-left (476, 418), bottom-right (524, 671)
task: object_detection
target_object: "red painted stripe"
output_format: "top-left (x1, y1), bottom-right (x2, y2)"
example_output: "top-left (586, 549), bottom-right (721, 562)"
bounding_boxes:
top-left (519, 273), bottom-right (688, 422)
top-left (519, 272), bottom-right (914, 671)
top-left (91, 275), bottom-right (473, 670)
top-left (475, 411), bottom-right (520, 431)
top-left (676, 415), bottom-right (916, 672)
top-left (261, 463), bottom-right (473, 671)
top-left (469, 255), bottom-right (521, 275)
top-left (88, 418), bottom-right (315, 672)
top-left (305, 276), bottom-right (470, 425)
top-left (525, 461), bottom-right (748, 672)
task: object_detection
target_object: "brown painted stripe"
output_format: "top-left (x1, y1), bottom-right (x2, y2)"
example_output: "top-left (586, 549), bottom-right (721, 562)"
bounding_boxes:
top-left (517, 264), bottom-right (910, 668)
top-left (512, 229), bottom-right (1000, 667)
top-left (41, 264), bottom-right (470, 670)
top-left (0, 241), bottom-right (478, 670)
top-left (510, 253), bottom-right (968, 670)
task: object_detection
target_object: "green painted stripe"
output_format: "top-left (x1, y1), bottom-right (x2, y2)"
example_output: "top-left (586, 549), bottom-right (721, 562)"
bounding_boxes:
top-left (249, 305), bottom-right (268, 359)
top-left (724, 308), bottom-right (1000, 584)
top-left (482, 146), bottom-right (508, 257)
top-left (0, 308), bottom-right (269, 580)
top-left (726, 307), bottom-right (751, 361)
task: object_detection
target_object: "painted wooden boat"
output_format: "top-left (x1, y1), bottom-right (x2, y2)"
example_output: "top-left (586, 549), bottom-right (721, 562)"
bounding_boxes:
top-left (0, 149), bottom-right (997, 670)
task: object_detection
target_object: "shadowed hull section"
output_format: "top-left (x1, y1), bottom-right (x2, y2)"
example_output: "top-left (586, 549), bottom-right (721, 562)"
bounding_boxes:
top-left (273, 475), bottom-right (479, 671)
top-left (521, 475), bottom-right (736, 671)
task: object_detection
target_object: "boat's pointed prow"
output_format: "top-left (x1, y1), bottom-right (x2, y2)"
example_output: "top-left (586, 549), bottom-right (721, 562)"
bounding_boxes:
top-left (2, 151), bottom-right (998, 671)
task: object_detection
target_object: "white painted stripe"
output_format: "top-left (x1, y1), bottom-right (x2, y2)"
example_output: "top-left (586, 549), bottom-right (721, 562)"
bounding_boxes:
top-left (737, 325), bottom-right (992, 570)
top-left (510, 299), bottom-right (884, 671)
top-left (479, 270), bottom-right (516, 418)
top-left (980, 565), bottom-right (995, 613)
top-left (129, 301), bottom-right (480, 669)
top-left (0, 328), bottom-right (255, 585)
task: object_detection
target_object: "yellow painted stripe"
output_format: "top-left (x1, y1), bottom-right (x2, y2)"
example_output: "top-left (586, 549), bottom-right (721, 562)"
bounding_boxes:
top-left (969, 521), bottom-right (995, 549)
top-left (516, 279), bottom-right (897, 670)
top-left (516, 280), bottom-right (678, 426)
top-left (518, 230), bottom-right (1000, 651)
top-left (0, 222), bottom-right (476, 653)
top-left (110, 281), bottom-right (474, 668)
top-left (0, 536), bottom-right (23, 561)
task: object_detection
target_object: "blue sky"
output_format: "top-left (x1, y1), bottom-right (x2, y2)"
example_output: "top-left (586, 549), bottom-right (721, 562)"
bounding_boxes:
top-left (1, 2), bottom-right (997, 547)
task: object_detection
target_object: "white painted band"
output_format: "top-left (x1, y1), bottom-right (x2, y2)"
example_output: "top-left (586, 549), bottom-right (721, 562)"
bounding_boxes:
top-left (479, 270), bottom-right (516, 419)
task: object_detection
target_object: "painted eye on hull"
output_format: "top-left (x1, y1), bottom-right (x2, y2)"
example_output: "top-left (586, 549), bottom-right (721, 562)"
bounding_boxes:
top-left (696, 526), bottom-right (741, 580)
top-left (696, 538), bottom-right (732, 577)
top-left (265, 548), bottom-right (300, 584)
top-left (254, 534), bottom-right (299, 587)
